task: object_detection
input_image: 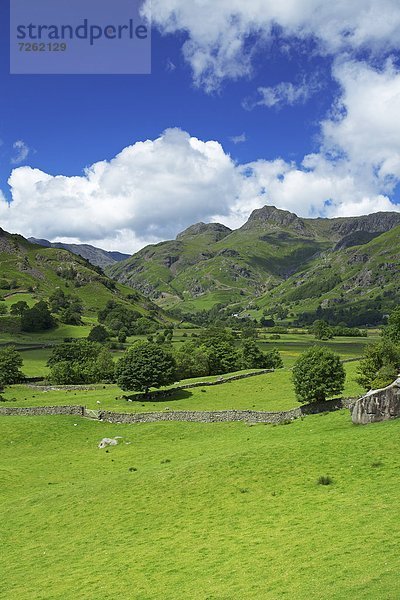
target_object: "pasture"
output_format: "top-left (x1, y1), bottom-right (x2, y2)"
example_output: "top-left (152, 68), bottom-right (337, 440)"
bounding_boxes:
top-left (1, 412), bottom-right (400, 599)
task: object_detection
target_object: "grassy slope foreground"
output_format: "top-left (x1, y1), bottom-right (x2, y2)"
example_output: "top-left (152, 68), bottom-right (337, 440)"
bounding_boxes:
top-left (1, 412), bottom-right (400, 599)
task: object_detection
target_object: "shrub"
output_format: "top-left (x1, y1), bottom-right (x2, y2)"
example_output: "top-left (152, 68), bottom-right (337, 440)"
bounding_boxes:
top-left (293, 346), bottom-right (345, 403)
top-left (317, 475), bottom-right (333, 486)
top-left (357, 340), bottom-right (400, 390)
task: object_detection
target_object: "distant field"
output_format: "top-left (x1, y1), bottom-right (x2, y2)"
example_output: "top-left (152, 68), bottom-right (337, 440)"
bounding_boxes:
top-left (1, 412), bottom-right (400, 599)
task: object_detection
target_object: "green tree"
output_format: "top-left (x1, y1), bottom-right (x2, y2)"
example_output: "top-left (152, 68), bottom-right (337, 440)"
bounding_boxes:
top-left (198, 327), bottom-right (240, 375)
top-left (292, 346), bottom-right (345, 404)
top-left (0, 346), bottom-right (24, 388)
top-left (241, 340), bottom-right (268, 369)
top-left (174, 342), bottom-right (209, 380)
top-left (383, 306), bottom-right (400, 344)
top-left (10, 301), bottom-right (29, 316)
top-left (88, 325), bottom-right (110, 343)
top-left (47, 340), bottom-right (114, 384)
top-left (264, 349), bottom-right (284, 370)
top-left (356, 340), bottom-right (400, 390)
top-left (21, 301), bottom-right (56, 332)
top-left (116, 342), bottom-right (176, 394)
top-left (312, 320), bottom-right (334, 340)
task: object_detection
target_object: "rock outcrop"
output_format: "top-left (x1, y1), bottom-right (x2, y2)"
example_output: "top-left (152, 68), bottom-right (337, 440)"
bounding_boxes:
top-left (351, 378), bottom-right (400, 424)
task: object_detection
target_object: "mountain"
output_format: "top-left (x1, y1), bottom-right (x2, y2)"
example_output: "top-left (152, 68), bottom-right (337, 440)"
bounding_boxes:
top-left (28, 238), bottom-right (130, 269)
top-left (107, 206), bottom-right (400, 319)
top-left (0, 228), bottom-right (161, 320)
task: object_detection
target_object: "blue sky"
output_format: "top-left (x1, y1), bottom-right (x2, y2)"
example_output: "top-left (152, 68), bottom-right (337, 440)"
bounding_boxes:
top-left (1, 0), bottom-right (400, 251)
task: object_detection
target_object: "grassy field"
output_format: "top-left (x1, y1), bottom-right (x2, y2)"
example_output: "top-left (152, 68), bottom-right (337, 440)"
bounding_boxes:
top-left (1, 411), bottom-right (400, 599)
top-left (2, 361), bottom-right (364, 414)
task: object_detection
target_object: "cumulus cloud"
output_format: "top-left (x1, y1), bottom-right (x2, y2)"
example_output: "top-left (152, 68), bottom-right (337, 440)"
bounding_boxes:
top-left (2, 125), bottom-right (399, 253)
top-left (0, 129), bottom-right (242, 252)
top-left (143, 0), bottom-right (400, 90)
top-left (11, 140), bottom-right (30, 165)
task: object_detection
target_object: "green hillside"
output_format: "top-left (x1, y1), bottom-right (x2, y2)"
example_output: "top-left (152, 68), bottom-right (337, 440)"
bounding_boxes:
top-left (253, 224), bottom-right (400, 325)
top-left (107, 207), bottom-right (400, 319)
top-left (0, 228), bottom-right (163, 329)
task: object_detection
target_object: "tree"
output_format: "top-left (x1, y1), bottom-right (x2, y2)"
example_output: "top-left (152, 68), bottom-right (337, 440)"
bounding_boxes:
top-left (21, 301), bottom-right (56, 332)
top-left (0, 346), bottom-right (24, 389)
top-left (241, 340), bottom-right (268, 369)
top-left (88, 325), bottom-right (110, 343)
top-left (356, 340), bottom-right (400, 390)
top-left (10, 301), bottom-right (29, 316)
top-left (198, 327), bottom-right (240, 375)
top-left (47, 340), bottom-right (114, 384)
top-left (312, 319), bottom-right (334, 340)
top-left (292, 346), bottom-right (345, 403)
top-left (116, 342), bottom-right (176, 394)
top-left (174, 342), bottom-right (209, 380)
top-left (383, 306), bottom-right (400, 344)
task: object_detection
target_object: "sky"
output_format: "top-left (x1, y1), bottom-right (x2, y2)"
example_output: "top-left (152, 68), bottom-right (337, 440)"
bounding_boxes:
top-left (1, 0), bottom-right (400, 252)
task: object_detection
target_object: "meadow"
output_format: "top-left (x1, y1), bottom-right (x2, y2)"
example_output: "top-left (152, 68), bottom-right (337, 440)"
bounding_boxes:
top-left (2, 328), bottom-right (394, 600)
top-left (1, 411), bottom-right (400, 599)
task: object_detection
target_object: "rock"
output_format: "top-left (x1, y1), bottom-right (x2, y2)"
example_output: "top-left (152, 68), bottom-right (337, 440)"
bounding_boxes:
top-left (98, 438), bottom-right (118, 449)
top-left (351, 378), bottom-right (400, 424)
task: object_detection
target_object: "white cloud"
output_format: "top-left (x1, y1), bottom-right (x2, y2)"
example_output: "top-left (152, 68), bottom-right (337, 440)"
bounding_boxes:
top-left (244, 80), bottom-right (318, 110)
top-left (0, 128), bottom-right (242, 252)
top-left (229, 133), bottom-right (247, 144)
top-left (322, 59), bottom-right (400, 189)
top-left (143, 0), bottom-right (400, 90)
top-left (11, 140), bottom-right (30, 165)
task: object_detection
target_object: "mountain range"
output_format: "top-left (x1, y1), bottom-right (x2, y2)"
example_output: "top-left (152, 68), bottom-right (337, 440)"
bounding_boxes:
top-left (105, 206), bottom-right (400, 323)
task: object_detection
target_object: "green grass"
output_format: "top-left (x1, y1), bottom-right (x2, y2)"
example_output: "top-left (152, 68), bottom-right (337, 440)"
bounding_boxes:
top-left (1, 411), bottom-right (400, 599)
top-left (2, 362), bottom-right (364, 413)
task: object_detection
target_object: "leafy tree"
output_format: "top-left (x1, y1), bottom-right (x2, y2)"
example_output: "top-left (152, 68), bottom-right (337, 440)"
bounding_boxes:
top-left (383, 306), bottom-right (400, 344)
top-left (21, 301), bottom-right (56, 332)
top-left (174, 342), bottom-right (209, 380)
top-left (264, 349), bottom-right (284, 370)
top-left (116, 342), bottom-right (176, 394)
top-left (47, 340), bottom-right (114, 384)
top-left (241, 340), bottom-right (268, 369)
top-left (356, 340), bottom-right (400, 390)
top-left (292, 346), bottom-right (345, 403)
top-left (198, 327), bottom-right (240, 375)
top-left (10, 301), bottom-right (29, 316)
top-left (118, 328), bottom-right (128, 343)
top-left (313, 319), bottom-right (334, 340)
top-left (0, 346), bottom-right (24, 388)
top-left (88, 324), bottom-right (110, 343)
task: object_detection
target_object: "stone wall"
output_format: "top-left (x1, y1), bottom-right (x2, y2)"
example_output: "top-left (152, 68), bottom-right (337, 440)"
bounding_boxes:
top-left (98, 398), bottom-right (353, 425)
top-left (0, 398), bottom-right (354, 424)
top-left (0, 405), bottom-right (84, 417)
top-left (351, 378), bottom-right (400, 424)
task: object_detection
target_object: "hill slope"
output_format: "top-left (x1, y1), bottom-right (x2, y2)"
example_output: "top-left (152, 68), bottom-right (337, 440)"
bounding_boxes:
top-left (0, 228), bottom-right (161, 320)
top-left (107, 206), bottom-right (400, 317)
top-left (28, 238), bottom-right (130, 269)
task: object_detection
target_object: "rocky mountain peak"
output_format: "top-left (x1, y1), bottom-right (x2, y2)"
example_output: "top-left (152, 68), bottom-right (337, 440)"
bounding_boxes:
top-left (176, 222), bottom-right (232, 241)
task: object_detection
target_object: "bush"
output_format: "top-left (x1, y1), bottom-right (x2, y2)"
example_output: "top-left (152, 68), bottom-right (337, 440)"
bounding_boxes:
top-left (21, 301), bottom-right (56, 332)
top-left (357, 340), bottom-right (400, 390)
top-left (293, 346), bottom-right (345, 403)
top-left (317, 475), bottom-right (333, 486)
